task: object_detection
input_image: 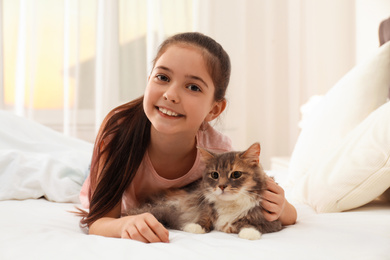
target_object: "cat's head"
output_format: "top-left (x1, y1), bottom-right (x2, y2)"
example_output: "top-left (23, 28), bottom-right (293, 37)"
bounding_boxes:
top-left (198, 143), bottom-right (266, 202)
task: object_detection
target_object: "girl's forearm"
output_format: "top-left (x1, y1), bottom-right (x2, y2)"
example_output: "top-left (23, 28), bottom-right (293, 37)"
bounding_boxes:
top-left (89, 217), bottom-right (124, 238)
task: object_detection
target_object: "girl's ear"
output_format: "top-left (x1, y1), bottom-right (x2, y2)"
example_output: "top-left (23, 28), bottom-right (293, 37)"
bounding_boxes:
top-left (205, 99), bottom-right (227, 122)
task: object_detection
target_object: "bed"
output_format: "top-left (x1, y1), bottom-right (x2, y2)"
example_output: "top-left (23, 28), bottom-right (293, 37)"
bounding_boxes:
top-left (1, 197), bottom-right (388, 259)
top-left (1, 22), bottom-right (390, 260)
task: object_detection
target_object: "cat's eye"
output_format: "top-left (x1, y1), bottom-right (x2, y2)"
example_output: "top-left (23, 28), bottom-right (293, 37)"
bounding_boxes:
top-left (210, 171), bottom-right (219, 179)
top-left (231, 171), bottom-right (242, 179)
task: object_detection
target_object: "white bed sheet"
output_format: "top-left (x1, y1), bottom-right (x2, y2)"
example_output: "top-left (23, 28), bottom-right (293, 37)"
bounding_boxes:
top-left (0, 110), bottom-right (389, 259)
top-left (1, 198), bottom-right (389, 260)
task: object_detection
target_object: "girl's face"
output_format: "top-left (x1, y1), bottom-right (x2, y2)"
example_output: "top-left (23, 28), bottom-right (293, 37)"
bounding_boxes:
top-left (143, 45), bottom-right (225, 137)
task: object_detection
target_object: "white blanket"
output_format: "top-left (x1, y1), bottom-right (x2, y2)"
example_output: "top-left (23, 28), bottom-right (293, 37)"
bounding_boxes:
top-left (0, 110), bottom-right (93, 203)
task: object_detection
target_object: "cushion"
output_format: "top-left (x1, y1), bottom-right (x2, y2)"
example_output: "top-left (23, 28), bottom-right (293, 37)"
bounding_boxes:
top-left (288, 41), bottom-right (390, 188)
top-left (288, 41), bottom-right (390, 212)
top-left (292, 101), bottom-right (390, 212)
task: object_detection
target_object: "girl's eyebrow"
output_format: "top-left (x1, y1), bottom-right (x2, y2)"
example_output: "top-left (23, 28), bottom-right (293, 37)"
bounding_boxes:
top-left (155, 66), bottom-right (172, 73)
top-left (154, 66), bottom-right (209, 88)
top-left (185, 74), bottom-right (209, 88)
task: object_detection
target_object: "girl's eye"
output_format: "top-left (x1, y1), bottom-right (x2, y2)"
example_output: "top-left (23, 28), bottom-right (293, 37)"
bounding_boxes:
top-left (156, 74), bottom-right (170, 82)
top-left (231, 171), bottom-right (242, 179)
top-left (210, 172), bottom-right (219, 179)
top-left (187, 84), bottom-right (201, 92)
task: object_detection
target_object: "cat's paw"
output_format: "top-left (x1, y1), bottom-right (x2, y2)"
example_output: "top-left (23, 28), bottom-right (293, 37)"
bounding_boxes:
top-left (183, 223), bottom-right (206, 234)
top-left (238, 227), bottom-right (262, 240)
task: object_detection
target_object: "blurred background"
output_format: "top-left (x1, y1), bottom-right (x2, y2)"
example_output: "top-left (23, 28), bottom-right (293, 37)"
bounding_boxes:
top-left (1, 0), bottom-right (389, 169)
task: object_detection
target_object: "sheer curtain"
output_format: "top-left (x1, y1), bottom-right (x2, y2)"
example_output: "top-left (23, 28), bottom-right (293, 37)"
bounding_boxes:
top-left (0, 0), bottom-right (3, 109)
top-left (1, 0), bottom-right (385, 169)
top-left (196, 0), bottom-right (356, 169)
top-left (0, 0), bottom-right (194, 143)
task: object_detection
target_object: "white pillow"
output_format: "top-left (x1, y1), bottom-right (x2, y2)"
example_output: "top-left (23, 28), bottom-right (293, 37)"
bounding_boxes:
top-left (0, 110), bottom-right (93, 203)
top-left (288, 41), bottom-right (390, 186)
top-left (292, 101), bottom-right (390, 212)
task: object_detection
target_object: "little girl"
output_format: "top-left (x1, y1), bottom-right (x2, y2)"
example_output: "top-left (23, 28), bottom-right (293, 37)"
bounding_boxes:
top-left (79, 32), bottom-right (297, 243)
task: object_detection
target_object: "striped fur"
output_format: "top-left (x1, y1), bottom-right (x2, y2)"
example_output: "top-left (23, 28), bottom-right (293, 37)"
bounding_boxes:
top-left (126, 143), bottom-right (282, 239)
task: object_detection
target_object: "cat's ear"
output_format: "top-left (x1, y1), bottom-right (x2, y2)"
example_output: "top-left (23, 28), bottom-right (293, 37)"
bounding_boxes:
top-left (240, 142), bottom-right (261, 165)
top-left (198, 146), bottom-right (215, 162)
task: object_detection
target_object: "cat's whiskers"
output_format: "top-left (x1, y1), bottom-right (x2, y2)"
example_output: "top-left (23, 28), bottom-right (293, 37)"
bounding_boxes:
top-left (240, 189), bottom-right (264, 201)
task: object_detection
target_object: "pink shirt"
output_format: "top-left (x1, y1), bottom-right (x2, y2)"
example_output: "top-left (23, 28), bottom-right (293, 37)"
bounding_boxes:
top-left (79, 124), bottom-right (232, 215)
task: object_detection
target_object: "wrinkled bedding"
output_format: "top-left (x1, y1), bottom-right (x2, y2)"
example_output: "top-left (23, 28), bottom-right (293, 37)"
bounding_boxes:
top-left (1, 199), bottom-right (389, 260)
top-left (0, 111), bottom-right (389, 260)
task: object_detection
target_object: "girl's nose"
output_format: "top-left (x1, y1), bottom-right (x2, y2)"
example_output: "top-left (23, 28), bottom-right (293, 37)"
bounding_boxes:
top-left (163, 85), bottom-right (180, 103)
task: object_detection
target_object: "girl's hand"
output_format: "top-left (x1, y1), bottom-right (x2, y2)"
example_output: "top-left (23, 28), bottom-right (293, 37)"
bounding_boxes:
top-left (261, 176), bottom-right (286, 222)
top-left (261, 176), bottom-right (297, 225)
top-left (120, 213), bottom-right (169, 243)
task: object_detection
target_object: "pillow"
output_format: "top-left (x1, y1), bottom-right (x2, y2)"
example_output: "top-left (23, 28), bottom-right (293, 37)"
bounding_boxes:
top-left (288, 41), bottom-right (390, 187)
top-left (0, 110), bottom-right (93, 203)
top-left (292, 101), bottom-right (390, 212)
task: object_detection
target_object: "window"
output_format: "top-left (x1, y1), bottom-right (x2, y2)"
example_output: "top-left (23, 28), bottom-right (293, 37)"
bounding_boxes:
top-left (2, 0), bottom-right (194, 141)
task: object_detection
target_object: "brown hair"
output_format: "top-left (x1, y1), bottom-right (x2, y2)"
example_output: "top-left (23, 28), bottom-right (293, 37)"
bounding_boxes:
top-left (80, 32), bottom-right (231, 227)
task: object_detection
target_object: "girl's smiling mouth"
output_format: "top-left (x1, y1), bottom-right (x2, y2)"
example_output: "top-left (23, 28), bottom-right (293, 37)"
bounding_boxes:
top-left (156, 106), bottom-right (184, 117)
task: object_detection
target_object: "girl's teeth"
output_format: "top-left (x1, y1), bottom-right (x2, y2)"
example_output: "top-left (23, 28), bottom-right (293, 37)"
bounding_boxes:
top-left (159, 107), bottom-right (179, 117)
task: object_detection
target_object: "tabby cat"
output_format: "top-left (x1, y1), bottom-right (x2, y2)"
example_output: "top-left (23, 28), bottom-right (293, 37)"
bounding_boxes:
top-left (126, 142), bottom-right (282, 240)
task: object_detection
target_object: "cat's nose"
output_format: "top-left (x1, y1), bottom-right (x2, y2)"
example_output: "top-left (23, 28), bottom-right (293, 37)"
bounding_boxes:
top-left (219, 185), bottom-right (227, 191)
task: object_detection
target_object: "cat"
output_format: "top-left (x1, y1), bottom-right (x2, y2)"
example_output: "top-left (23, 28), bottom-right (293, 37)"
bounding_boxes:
top-left (126, 142), bottom-right (282, 240)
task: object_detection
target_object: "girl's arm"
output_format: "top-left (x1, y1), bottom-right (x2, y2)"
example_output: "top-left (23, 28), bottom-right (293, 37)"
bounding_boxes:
top-left (278, 200), bottom-right (297, 226)
top-left (261, 177), bottom-right (297, 226)
top-left (89, 202), bottom-right (170, 243)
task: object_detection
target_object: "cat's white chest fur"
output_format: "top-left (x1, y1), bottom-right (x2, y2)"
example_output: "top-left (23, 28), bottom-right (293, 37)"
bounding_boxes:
top-left (214, 195), bottom-right (259, 232)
